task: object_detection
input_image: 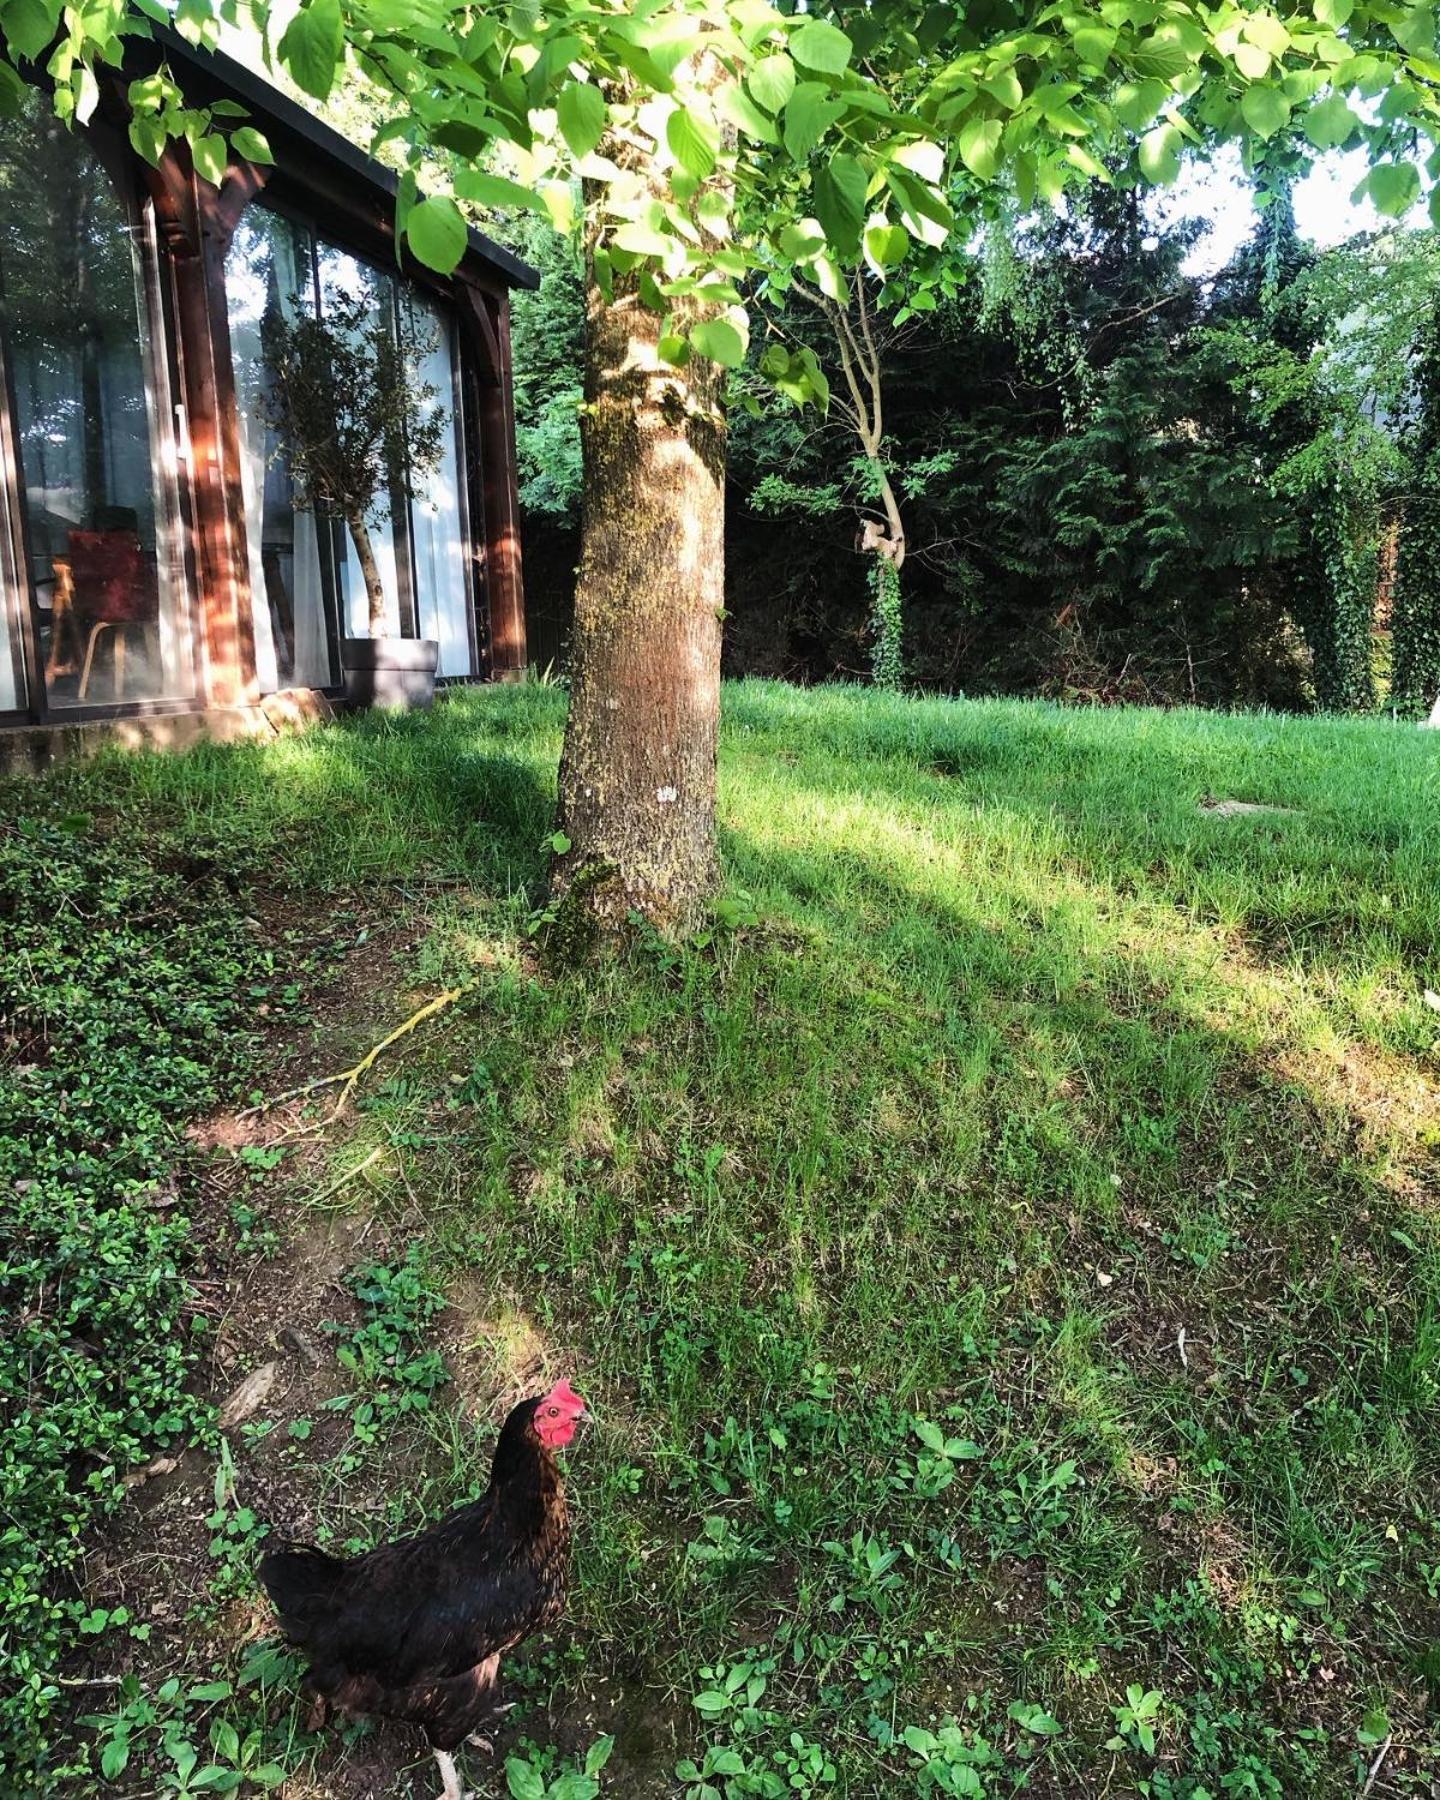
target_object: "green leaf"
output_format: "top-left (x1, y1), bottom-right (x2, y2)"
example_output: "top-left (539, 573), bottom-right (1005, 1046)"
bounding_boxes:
top-left (783, 82), bottom-right (844, 160)
top-left (1008, 1700), bottom-right (1063, 1735)
top-left (791, 19), bottom-right (852, 76)
top-left (864, 220), bottom-right (909, 270)
top-left (1113, 78), bottom-right (1167, 130)
top-left (611, 217), bottom-right (673, 255)
top-left (778, 215), bottom-right (826, 260)
top-left (548, 832), bottom-right (572, 854)
top-left (1303, 92), bottom-right (1358, 149)
top-left (690, 315), bottom-right (747, 368)
top-left (406, 195), bottom-right (468, 272)
top-left (1315, 0), bottom-right (1353, 23)
top-left (813, 151), bottom-right (868, 253)
top-left (1234, 41), bottom-right (1272, 79)
top-left (0, 0), bottom-right (59, 61)
top-left (1138, 123), bottom-right (1182, 184)
top-left (957, 116), bottom-right (1002, 180)
top-left (231, 126), bottom-right (274, 165)
top-left (542, 180), bottom-right (575, 234)
top-left (1364, 160), bottom-right (1421, 216)
top-left (1243, 12), bottom-right (1291, 55)
top-left (667, 106), bottom-right (718, 180)
top-left (556, 81), bottom-right (607, 159)
top-left (1392, 7), bottom-right (1435, 54)
top-left (748, 52), bottom-right (796, 115)
top-left (455, 169), bottom-right (539, 212)
top-left (981, 67), bottom-right (1023, 109)
top-left (278, 0), bottom-right (343, 101)
top-left (1130, 31), bottom-right (1193, 79)
top-left (885, 163), bottom-right (954, 245)
top-left (718, 79), bottom-right (779, 144)
top-left (129, 114), bottom-right (167, 166)
top-left (1241, 86), bottom-right (1290, 139)
top-left (192, 134), bottom-right (228, 187)
top-left (584, 1737), bottom-right (616, 1778)
top-left (505, 1761), bottom-right (547, 1800)
top-left (1073, 25), bottom-right (1116, 67)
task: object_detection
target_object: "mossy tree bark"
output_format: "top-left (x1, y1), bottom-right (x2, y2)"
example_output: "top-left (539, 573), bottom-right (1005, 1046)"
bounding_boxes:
top-left (551, 96), bottom-right (727, 937)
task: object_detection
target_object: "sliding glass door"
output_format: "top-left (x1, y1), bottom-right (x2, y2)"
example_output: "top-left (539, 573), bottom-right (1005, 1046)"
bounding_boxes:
top-left (405, 294), bottom-right (474, 678)
top-left (225, 205), bottom-right (479, 685)
top-left (0, 98), bottom-right (191, 710)
top-left (226, 210), bottom-right (335, 693)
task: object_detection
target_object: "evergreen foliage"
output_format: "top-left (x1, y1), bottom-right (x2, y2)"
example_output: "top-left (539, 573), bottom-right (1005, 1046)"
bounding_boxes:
top-left (1392, 292), bottom-right (1440, 719)
top-left (505, 194), bottom-right (1440, 715)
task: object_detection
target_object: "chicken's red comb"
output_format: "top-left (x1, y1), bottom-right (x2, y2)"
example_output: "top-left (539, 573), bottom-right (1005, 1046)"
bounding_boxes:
top-left (544, 1377), bottom-right (587, 1414)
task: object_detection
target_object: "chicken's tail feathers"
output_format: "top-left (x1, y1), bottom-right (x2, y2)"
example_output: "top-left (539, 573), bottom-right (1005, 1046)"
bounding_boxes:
top-left (258, 1543), bottom-right (347, 1640)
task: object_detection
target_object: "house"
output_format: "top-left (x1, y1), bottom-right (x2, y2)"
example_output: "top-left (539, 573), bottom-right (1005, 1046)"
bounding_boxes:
top-left (0, 27), bottom-right (537, 763)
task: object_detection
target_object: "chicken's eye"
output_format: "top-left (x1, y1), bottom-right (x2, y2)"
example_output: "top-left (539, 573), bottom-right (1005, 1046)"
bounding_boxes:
top-left (547, 1405), bottom-right (560, 1417)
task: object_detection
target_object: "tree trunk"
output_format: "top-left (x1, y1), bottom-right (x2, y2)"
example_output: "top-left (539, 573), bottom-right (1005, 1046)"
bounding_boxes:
top-left (551, 106), bottom-right (727, 937)
top-left (346, 510), bottom-right (388, 639)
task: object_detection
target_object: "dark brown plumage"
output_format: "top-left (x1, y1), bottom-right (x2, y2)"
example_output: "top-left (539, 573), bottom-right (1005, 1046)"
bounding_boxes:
top-left (258, 1381), bottom-right (586, 1800)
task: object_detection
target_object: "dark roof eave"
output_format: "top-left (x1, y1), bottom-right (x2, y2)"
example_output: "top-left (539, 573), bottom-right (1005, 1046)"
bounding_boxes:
top-left (149, 23), bottom-right (540, 291)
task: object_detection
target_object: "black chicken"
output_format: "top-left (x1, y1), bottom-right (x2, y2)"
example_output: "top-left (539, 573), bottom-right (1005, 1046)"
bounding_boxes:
top-left (258, 1379), bottom-right (587, 1800)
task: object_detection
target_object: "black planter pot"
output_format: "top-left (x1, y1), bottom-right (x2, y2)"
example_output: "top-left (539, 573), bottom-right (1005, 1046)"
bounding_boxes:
top-left (338, 637), bottom-right (439, 711)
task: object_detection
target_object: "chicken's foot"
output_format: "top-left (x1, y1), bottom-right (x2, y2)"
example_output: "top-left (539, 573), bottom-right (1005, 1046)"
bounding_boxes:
top-left (433, 1748), bottom-right (473, 1800)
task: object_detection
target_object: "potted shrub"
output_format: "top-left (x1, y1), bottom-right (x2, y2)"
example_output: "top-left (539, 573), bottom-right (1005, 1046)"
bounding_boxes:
top-left (261, 287), bottom-right (448, 708)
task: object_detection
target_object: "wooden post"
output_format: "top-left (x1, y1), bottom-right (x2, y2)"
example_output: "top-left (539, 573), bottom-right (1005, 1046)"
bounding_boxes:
top-left (145, 148), bottom-right (268, 707)
top-left (460, 285), bottom-right (528, 680)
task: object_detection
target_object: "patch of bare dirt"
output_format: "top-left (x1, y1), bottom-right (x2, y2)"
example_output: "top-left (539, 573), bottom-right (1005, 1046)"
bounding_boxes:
top-left (70, 884), bottom-right (669, 1798)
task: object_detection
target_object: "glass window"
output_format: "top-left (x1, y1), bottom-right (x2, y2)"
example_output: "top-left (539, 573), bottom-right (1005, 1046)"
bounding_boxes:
top-left (404, 293), bottom-right (474, 677)
top-left (225, 207), bottom-right (476, 679)
top-left (0, 100), bottom-right (191, 708)
top-left (317, 246), bottom-right (411, 642)
top-left (226, 211), bottom-right (335, 692)
top-left (0, 522), bottom-right (21, 710)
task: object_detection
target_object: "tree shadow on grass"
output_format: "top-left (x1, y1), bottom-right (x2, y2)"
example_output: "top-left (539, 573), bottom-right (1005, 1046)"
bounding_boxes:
top-left (710, 805), bottom-right (1439, 1749)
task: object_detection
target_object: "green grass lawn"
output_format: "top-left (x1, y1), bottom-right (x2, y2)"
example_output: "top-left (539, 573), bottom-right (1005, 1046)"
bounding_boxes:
top-left (5, 681), bottom-right (1439, 1798)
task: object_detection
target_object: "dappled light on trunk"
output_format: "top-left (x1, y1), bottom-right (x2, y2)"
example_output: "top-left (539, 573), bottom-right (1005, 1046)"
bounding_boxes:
top-left (551, 82), bottom-right (728, 939)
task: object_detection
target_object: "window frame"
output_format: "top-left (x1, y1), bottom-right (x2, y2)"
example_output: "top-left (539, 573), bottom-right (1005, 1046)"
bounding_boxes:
top-left (227, 192), bottom-right (483, 676)
top-left (0, 109), bottom-right (200, 725)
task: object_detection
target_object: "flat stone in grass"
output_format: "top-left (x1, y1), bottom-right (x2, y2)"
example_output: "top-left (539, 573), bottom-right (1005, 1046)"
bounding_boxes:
top-left (1198, 797), bottom-right (1303, 818)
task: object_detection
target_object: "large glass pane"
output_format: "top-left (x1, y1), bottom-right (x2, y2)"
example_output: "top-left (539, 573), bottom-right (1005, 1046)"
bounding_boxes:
top-left (0, 531), bottom-right (20, 710)
top-left (404, 295), bottom-right (474, 676)
top-left (226, 211), bottom-right (335, 691)
top-left (316, 246), bottom-right (407, 640)
top-left (0, 101), bottom-right (190, 707)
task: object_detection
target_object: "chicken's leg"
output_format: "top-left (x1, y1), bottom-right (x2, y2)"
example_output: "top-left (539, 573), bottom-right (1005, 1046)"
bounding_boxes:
top-left (434, 1749), bottom-right (472, 1800)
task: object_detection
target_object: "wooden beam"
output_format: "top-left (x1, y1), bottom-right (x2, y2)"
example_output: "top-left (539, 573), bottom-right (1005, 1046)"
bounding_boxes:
top-left (142, 146), bottom-right (270, 706)
top-left (472, 291), bottom-right (527, 680)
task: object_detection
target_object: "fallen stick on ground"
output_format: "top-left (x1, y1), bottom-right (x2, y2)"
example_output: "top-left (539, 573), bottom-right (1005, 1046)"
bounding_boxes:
top-left (237, 984), bottom-right (472, 1120)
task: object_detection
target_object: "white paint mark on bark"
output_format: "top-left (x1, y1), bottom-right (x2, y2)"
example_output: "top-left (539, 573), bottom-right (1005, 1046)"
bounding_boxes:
top-left (656, 787), bottom-right (678, 803)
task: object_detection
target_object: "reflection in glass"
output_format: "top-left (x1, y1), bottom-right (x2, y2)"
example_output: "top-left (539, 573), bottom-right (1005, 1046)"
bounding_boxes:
top-left (316, 245), bottom-right (408, 640)
top-left (406, 294), bottom-right (474, 677)
top-left (226, 211), bottom-right (334, 691)
top-left (0, 100), bottom-right (189, 706)
top-left (0, 546), bottom-right (19, 711)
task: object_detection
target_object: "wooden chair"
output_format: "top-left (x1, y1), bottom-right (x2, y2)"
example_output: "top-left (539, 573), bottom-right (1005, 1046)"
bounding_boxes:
top-left (66, 529), bottom-right (158, 701)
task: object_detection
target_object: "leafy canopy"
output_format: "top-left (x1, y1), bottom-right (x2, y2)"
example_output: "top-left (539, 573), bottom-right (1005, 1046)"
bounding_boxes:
top-left (9, 0), bottom-right (1440, 370)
